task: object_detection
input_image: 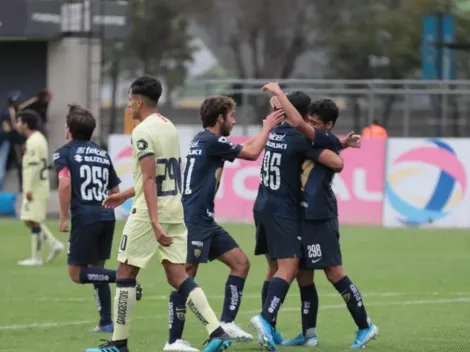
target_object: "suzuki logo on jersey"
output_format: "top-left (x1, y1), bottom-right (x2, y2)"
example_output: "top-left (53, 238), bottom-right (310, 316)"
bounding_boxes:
top-left (136, 139), bottom-right (148, 151)
top-left (74, 154), bottom-right (83, 163)
top-left (53, 153), bottom-right (60, 161)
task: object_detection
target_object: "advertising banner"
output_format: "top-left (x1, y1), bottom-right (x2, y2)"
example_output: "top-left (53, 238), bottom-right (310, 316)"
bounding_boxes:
top-left (109, 134), bottom-right (386, 224)
top-left (383, 138), bottom-right (470, 228)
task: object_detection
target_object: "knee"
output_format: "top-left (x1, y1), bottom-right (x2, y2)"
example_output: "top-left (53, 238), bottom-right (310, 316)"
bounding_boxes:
top-left (276, 260), bottom-right (299, 283)
top-left (296, 269), bottom-right (314, 287)
top-left (164, 261), bottom-right (188, 290)
top-left (324, 266), bottom-right (345, 284)
top-left (185, 263), bottom-right (198, 278)
top-left (229, 254), bottom-right (250, 278)
top-left (116, 262), bottom-right (139, 281)
top-left (68, 265), bottom-right (82, 283)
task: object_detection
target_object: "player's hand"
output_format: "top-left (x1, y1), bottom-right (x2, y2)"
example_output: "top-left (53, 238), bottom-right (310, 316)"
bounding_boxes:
top-left (26, 192), bottom-right (33, 201)
top-left (270, 96), bottom-right (282, 111)
top-left (262, 82), bottom-right (283, 96)
top-left (102, 193), bottom-right (125, 209)
top-left (152, 223), bottom-right (173, 247)
top-left (59, 218), bottom-right (68, 232)
top-left (263, 110), bottom-right (285, 130)
top-left (343, 131), bottom-right (361, 148)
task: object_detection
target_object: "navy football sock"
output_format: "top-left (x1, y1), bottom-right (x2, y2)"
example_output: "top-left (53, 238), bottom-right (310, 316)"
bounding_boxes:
top-left (299, 284), bottom-right (319, 337)
top-left (220, 275), bottom-right (245, 323)
top-left (333, 276), bottom-right (370, 329)
top-left (79, 267), bottom-right (116, 284)
top-left (94, 282), bottom-right (112, 326)
top-left (261, 277), bottom-right (290, 325)
top-left (261, 280), bottom-right (270, 307)
top-left (168, 291), bottom-right (186, 343)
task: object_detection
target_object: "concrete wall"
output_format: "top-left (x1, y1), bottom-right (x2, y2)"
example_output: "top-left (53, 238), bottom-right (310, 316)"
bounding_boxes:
top-left (46, 37), bottom-right (102, 155)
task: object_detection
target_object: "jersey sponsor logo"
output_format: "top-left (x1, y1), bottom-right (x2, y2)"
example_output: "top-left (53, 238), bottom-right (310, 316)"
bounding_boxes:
top-left (53, 152), bottom-right (60, 161)
top-left (74, 154), bottom-right (83, 163)
top-left (136, 139), bottom-right (148, 151)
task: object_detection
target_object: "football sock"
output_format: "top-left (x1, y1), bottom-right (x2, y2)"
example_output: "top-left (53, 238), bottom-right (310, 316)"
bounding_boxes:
top-left (112, 279), bottom-right (137, 344)
top-left (261, 280), bottom-right (270, 307)
top-left (220, 275), bottom-right (245, 323)
top-left (261, 277), bottom-right (290, 325)
top-left (333, 276), bottom-right (370, 329)
top-left (168, 291), bottom-right (186, 343)
top-left (94, 282), bottom-right (112, 326)
top-left (40, 223), bottom-right (58, 245)
top-left (299, 283), bottom-right (319, 337)
top-left (178, 277), bottom-right (220, 336)
top-left (31, 226), bottom-right (42, 259)
top-left (79, 267), bottom-right (117, 284)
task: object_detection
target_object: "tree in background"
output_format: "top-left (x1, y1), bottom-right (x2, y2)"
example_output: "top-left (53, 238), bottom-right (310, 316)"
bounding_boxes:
top-left (103, 0), bottom-right (195, 133)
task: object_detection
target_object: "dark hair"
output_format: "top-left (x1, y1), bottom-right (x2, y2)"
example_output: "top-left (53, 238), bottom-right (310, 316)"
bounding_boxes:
top-left (18, 110), bottom-right (40, 131)
top-left (308, 99), bottom-right (339, 126)
top-left (130, 75), bottom-right (163, 106)
top-left (200, 96), bottom-right (236, 128)
top-left (287, 91), bottom-right (311, 117)
top-left (66, 104), bottom-right (96, 140)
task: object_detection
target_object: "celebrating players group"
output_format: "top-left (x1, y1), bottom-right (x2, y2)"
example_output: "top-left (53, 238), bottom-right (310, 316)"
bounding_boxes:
top-left (17, 76), bottom-right (379, 352)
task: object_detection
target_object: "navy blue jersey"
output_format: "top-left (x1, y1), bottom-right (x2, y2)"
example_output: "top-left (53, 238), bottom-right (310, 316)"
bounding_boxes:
top-left (53, 140), bottom-right (121, 225)
top-left (301, 133), bottom-right (343, 220)
top-left (253, 123), bottom-right (323, 219)
top-left (182, 130), bottom-right (242, 223)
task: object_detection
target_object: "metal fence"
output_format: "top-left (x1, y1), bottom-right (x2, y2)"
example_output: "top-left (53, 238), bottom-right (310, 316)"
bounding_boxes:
top-left (188, 79), bottom-right (470, 137)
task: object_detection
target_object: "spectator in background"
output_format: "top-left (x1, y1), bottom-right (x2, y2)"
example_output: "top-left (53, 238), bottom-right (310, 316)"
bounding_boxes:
top-left (361, 119), bottom-right (388, 138)
top-left (0, 91), bottom-right (25, 191)
top-left (20, 88), bottom-right (51, 136)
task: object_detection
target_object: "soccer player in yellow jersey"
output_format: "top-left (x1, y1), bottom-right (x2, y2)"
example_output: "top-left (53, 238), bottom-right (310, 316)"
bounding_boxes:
top-left (16, 110), bottom-right (64, 266)
top-left (86, 76), bottom-right (231, 352)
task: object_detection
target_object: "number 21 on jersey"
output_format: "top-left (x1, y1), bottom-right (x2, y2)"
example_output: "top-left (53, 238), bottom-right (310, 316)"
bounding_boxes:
top-left (262, 150), bottom-right (281, 190)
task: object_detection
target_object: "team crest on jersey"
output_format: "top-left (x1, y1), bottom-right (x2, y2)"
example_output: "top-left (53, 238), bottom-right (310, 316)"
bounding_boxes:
top-left (194, 249), bottom-right (201, 258)
top-left (136, 139), bottom-right (148, 151)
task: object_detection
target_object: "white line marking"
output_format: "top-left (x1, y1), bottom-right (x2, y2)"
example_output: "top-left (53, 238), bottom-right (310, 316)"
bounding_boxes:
top-left (9, 291), bottom-right (466, 303)
top-left (1, 297), bottom-right (469, 331)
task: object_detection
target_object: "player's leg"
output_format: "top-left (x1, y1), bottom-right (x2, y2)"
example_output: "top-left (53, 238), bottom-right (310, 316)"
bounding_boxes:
top-left (321, 219), bottom-right (379, 349)
top-left (165, 224), bottom-right (210, 352)
top-left (160, 223), bottom-right (231, 352)
top-left (212, 228), bottom-right (252, 341)
top-left (86, 219), bottom-right (157, 352)
top-left (282, 268), bottom-right (319, 347)
top-left (17, 220), bottom-right (43, 265)
top-left (18, 197), bottom-right (45, 265)
top-left (250, 216), bottom-right (301, 351)
top-left (40, 219), bottom-right (64, 263)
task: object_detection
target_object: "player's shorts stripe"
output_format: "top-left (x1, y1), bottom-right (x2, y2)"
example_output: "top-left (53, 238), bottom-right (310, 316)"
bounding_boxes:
top-left (138, 152), bottom-right (155, 161)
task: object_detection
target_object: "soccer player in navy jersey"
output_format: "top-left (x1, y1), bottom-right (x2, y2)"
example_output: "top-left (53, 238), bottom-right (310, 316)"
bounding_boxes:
top-left (265, 83), bottom-right (379, 349)
top-left (163, 96), bottom-right (284, 352)
top-left (54, 105), bottom-right (142, 333)
top-left (249, 90), bottom-right (347, 351)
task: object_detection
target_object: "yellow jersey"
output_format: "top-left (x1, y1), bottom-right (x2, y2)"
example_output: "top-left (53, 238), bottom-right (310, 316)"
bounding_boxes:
top-left (22, 131), bottom-right (50, 199)
top-left (131, 113), bottom-right (184, 223)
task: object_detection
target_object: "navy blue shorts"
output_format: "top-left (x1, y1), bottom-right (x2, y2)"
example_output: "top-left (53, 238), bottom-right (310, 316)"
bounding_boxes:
top-left (186, 221), bottom-right (239, 263)
top-left (68, 220), bottom-right (115, 265)
top-left (299, 218), bottom-right (342, 269)
top-left (254, 211), bottom-right (302, 260)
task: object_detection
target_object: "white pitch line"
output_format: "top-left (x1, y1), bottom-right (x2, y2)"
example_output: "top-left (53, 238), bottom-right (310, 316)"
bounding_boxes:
top-left (1, 297), bottom-right (469, 331)
top-left (8, 291), bottom-right (465, 303)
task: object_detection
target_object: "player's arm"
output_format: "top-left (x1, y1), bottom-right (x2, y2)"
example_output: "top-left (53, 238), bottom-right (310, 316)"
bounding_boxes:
top-left (53, 150), bottom-right (71, 222)
top-left (306, 148), bottom-right (344, 173)
top-left (107, 159), bottom-right (121, 195)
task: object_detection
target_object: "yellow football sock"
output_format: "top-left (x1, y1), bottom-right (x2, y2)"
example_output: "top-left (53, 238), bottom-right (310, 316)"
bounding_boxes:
top-left (112, 283), bottom-right (136, 342)
top-left (186, 287), bottom-right (220, 335)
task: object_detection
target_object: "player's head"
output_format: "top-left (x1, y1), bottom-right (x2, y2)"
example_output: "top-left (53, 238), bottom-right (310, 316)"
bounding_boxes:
top-left (65, 104), bottom-right (96, 141)
top-left (128, 75), bottom-right (163, 121)
top-left (17, 110), bottom-right (40, 135)
top-left (308, 99), bottom-right (339, 131)
top-left (286, 91), bottom-right (311, 120)
top-left (200, 96), bottom-right (236, 137)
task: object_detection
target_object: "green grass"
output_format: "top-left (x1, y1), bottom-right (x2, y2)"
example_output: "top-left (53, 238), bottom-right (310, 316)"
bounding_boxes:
top-left (1, 220), bottom-right (470, 352)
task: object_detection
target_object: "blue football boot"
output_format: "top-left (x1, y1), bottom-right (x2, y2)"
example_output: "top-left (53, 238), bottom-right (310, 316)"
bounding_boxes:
top-left (350, 323), bottom-right (379, 349)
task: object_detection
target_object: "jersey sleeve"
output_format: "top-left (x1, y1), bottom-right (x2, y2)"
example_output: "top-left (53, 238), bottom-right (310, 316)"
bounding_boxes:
top-left (304, 147), bottom-right (329, 163)
top-left (107, 158), bottom-right (121, 190)
top-left (132, 127), bottom-right (157, 160)
top-left (311, 130), bottom-right (342, 152)
top-left (208, 136), bottom-right (243, 162)
top-left (53, 147), bottom-right (70, 174)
